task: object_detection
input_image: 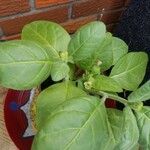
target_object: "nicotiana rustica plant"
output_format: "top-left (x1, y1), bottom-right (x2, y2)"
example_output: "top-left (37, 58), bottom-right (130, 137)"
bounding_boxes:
top-left (0, 21), bottom-right (150, 150)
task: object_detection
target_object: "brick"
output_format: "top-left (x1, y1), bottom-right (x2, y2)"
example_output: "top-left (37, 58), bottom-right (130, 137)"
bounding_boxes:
top-left (0, 15), bottom-right (97, 39)
top-left (108, 0), bottom-right (126, 9)
top-left (72, 0), bottom-right (125, 18)
top-left (0, 34), bottom-right (21, 41)
top-left (99, 9), bottom-right (124, 25)
top-left (106, 23), bottom-right (117, 33)
top-left (62, 15), bottom-right (97, 33)
top-left (0, 0), bottom-right (30, 17)
top-left (125, 0), bottom-right (131, 6)
top-left (36, 0), bottom-right (70, 8)
top-left (0, 27), bottom-right (4, 37)
top-left (0, 6), bottom-right (68, 36)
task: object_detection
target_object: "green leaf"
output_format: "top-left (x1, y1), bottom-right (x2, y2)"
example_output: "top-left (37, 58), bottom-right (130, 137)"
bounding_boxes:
top-left (32, 96), bottom-right (115, 150)
top-left (111, 37), bottom-right (128, 65)
top-left (135, 106), bottom-right (150, 150)
top-left (107, 107), bottom-right (139, 150)
top-left (35, 81), bottom-right (86, 129)
top-left (131, 143), bottom-right (140, 150)
top-left (0, 40), bottom-right (52, 90)
top-left (91, 75), bottom-right (123, 92)
top-left (68, 21), bottom-right (107, 71)
top-left (128, 80), bottom-right (150, 102)
top-left (22, 21), bottom-right (70, 60)
top-left (68, 63), bottom-right (76, 80)
top-left (95, 33), bottom-right (113, 71)
top-left (51, 62), bottom-right (70, 81)
top-left (110, 52), bottom-right (148, 91)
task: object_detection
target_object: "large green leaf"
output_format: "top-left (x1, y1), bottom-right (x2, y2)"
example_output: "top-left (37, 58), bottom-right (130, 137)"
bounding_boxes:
top-left (128, 80), bottom-right (150, 102)
top-left (110, 52), bottom-right (148, 91)
top-left (68, 21), bottom-right (108, 71)
top-left (135, 106), bottom-right (150, 150)
top-left (51, 62), bottom-right (70, 81)
top-left (0, 40), bottom-right (52, 90)
top-left (107, 107), bottom-right (139, 150)
top-left (91, 75), bottom-right (123, 92)
top-left (32, 96), bottom-right (115, 150)
top-left (111, 37), bottom-right (128, 65)
top-left (35, 81), bottom-right (86, 129)
top-left (22, 21), bottom-right (70, 60)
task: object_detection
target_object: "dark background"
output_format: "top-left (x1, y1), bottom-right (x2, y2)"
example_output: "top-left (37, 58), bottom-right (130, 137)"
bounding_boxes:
top-left (115, 0), bottom-right (150, 83)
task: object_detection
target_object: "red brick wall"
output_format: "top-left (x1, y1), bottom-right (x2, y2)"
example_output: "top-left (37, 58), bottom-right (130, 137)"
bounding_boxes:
top-left (0, 0), bottom-right (131, 40)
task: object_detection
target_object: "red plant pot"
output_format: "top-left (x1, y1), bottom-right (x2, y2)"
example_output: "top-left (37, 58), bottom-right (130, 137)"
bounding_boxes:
top-left (4, 89), bottom-right (33, 150)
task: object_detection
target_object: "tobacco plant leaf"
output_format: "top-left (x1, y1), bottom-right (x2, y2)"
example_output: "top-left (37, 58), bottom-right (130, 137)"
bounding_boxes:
top-left (128, 80), bottom-right (150, 102)
top-left (90, 35), bottom-right (128, 71)
top-left (94, 33), bottom-right (113, 71)
top-left (134, 106), bottom-right (150, 150)
top-left (92, 75), bottom-right (123, 92)
top-left (107, 107), bottom-right (139, 150)
top-left (32, 96), bottom-right (116, 150)
top-left (51, 62), bottom-right (70, 81)
top-left (110, 52), bottom-right (148, 91)
top-left (111, 37), bottom-right (128, 65)
top-left (68, 21), bottom-right (109, 71)
top-left (22, 21), bottom-right (70, 60)
top-left (35, 81), bottom-right (86, 129)
top-left (0, 40), bottom-right (52, 90)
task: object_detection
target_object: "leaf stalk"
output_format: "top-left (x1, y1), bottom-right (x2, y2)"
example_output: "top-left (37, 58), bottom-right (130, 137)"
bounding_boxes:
top-left (87, 89), bottom-right (128, 105)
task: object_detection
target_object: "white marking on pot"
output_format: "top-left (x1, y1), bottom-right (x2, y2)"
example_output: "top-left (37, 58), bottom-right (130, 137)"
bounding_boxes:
top-left (20, 88), bottom-right (37, 138)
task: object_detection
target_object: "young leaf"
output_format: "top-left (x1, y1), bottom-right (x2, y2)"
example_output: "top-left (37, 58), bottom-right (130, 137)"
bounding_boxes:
top-left (107, 107), bottom-right (139, 150)
top-left (22, 21), bottom-right (70, 59)
top-left (128, 80), bottom-right (150, 102)
top-left (83, 35), bottom-right (128, 72)
top-left (50, 62), bottom-right (70, 81)
top-left (35, 81), bottom-right (86, 129)
top-left (32, 96), bottom-right (115, 150)
top-left (94, 33), bottom-right (113, 71)
top-left (110, 52), bottom-right (148, 91)
top-left (91, 75), bottom-right (123, 92)
top-left (0, 40), bottom-right (52, 90)
top-left (112, 37), bottom-right (128, 65)
top-left (134, 106), bottom-right (150, 150)
top-left (68, 21), bottom-right (107, 71)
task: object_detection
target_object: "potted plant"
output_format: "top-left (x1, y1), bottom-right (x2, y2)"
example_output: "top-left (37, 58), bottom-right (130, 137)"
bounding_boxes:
top-left (0, 21), bottom-right (150, 150)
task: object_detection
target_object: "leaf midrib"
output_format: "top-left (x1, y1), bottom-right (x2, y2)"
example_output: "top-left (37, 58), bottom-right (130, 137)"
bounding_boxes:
top-left (112, 45), bottom-right (127, 65)
top-left (137, 111), bottom-right (150, 122)
top-left (128, 84), bottom-right (150, 102)
top-left (0, 60), bottom-right (52, 65)
top-left (129, 93), bottom-right (150, 102)
top-left (28, 26), bottom-right (60, 58)
top-left (63, 102), bottom-right (101, 150)
top-left (69, 28), bottom-right (103, 57)
top-left (111, 61), bottom-right (145, 79)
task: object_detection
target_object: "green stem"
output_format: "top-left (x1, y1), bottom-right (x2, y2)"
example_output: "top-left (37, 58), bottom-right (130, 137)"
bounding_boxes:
top-left (88, 90), bottom-right (128, 106)
top-left (101, 93), bottom-right (108, 103)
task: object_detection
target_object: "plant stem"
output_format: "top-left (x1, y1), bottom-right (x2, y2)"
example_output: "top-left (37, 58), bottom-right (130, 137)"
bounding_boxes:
top-left (88, 90), bottom-right (128, 106)
top-left (101, 93), bottom-right (108, 103)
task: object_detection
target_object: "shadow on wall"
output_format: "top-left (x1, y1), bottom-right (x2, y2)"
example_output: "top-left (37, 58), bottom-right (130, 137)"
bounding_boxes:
top-left (115, 0), bottom-right (150, 82)
top-left (115, 0), bottom-right (150, 106)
